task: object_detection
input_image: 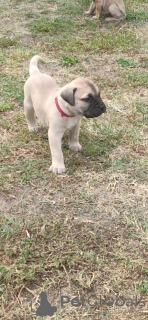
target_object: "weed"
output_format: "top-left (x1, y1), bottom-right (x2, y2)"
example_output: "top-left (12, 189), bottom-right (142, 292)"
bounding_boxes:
top-left (0, 56), bottom-right (6, 63)
top-left (117, 57), bottom-right (137, 67)
top-left (62, 55), bottom-right (79, 67)
top-left (0, 37), bottom-right (16, 48)
top-left (136, 280), bottom-right (148, 293)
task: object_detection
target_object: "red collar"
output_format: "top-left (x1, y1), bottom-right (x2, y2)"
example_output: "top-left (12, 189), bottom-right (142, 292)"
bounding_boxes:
top-left (55, 96), bottom-right (74, 118)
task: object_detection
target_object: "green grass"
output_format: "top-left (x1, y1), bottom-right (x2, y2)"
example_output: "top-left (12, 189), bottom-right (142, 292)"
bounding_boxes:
top-left (29, 17), bottom-right (76, 35)
top-left (81, 125), bottom-right (123, 156)
top-left (43, 32), bottom-right (140, 62)
top-left (42, 26), bottom-right (140, 55)
top-left (135, 101), bottom-right (148, 114)
top-left (57, 2), bottom-right (82, 15)
top-left (136, 280), bottom-right (148, 293)
top-left (0, 119), bottom-right (12, 129)
top-left (84, 29), bottom-right (139, 52)
top-left (0, 215), bottom-right (147, 317)
top-left (62, 55), bottom-right (79, 67)
top-left (117, 57), bottom-right (137, 67)
top-left (0, 37), bottom-right (17, 48)
top-left (1, 159), bottom-right (46, 184)
top-left (123, 70), bottom-right (148, 87)
top-left (0, 56), bottom-right (6, 63)
top-left (0, 73), bottom-right (23, 111)
top-left (127, 9), bottom-right (148, 22)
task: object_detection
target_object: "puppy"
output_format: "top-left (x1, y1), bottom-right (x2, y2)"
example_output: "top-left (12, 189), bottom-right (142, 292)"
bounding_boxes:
top-left (84, 0), bottom-right (126, 21)
top-left (24, 56), bottom-right (106, 174)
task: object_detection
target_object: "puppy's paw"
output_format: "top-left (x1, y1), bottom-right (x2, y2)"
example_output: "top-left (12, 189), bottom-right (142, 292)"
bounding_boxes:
top-left (49, 165), bottom-right (66, 174)
top-left (28, 125), bottom-right (40, 132)
top-left (69, 142), bottom-right (82, 152)
top-left (92, 16), bottom-right (100, 20)
top-left (83, 11), bottom-right (91, 16)
top-left (105, 17), bottom-right (120, 21)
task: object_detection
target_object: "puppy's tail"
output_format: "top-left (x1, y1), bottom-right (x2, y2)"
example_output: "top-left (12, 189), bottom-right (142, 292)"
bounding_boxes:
top-left (29, 55), bottom-right (43, 76)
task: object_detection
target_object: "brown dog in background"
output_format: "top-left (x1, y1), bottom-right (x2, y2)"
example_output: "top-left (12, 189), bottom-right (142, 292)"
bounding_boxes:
top-left (84, 0), bottom-right (126, 21)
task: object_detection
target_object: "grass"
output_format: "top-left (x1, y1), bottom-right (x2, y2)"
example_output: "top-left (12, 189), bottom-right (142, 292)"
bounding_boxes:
top-left (41, 25), bottom-right (140, 56)
top-left (0, 0), bottom-right (148, 319)
top-left (62, 55), bottom-right (79, 67)
top-left (0, 215), bottom-right (148, 317)
top-left (29, 17), bottom-right (76, 34)
top-left (122, 70), bottom-right (148, 87)
top-left (127, 9), bottom-right (148, 22)
top-left (117, 58), bottom-right (137, 67)
top-left (0, 74), bottom-right (23, 111)
top-left (0, 37), bottom-right (17, 48)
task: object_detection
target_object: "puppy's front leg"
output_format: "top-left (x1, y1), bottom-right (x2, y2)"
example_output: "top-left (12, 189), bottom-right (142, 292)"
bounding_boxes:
top-left (69, 120), bottom-right (82, 152)
top-left (84, 1), bottom-right (95, 16)
top-left (48, 128), bottom-right (66, 174)
top-left (93, 0), bottom-right (102, 19)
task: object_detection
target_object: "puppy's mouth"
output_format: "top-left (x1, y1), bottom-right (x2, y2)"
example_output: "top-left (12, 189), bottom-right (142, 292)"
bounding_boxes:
top-left (83, 101), bottom-right (106, 118)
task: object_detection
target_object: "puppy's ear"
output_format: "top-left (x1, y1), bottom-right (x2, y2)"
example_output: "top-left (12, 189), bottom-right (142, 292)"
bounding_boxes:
top-left (60, 87), bottom-right (77, 106)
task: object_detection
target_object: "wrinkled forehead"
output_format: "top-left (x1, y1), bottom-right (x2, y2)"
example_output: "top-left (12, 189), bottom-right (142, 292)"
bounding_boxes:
top-left (86, 80), bottom-right (99, 95)
top-left (73, 78), bottom-right (99, 96)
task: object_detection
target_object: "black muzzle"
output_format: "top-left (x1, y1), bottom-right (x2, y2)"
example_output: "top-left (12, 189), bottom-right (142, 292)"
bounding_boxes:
top-left (84, 97), bottom-right (106, 118)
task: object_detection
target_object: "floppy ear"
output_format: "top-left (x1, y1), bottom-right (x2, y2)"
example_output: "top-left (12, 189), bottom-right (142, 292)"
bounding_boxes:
top-left (60, 87), bottom-right (77, 106)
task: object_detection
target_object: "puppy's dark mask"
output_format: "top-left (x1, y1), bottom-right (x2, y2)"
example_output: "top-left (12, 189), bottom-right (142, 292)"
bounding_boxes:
top-left (83, 94), bottom-right (106, 118)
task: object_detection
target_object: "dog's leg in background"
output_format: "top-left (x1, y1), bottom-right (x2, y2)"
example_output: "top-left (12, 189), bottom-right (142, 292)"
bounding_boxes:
top-left (48, 128), bottom-right (66, 174)
top-left (69, 120), bottom-right (82, 152)
top-left (84, 1), bottom-right (95, 16)
top-left (93, 1), bottom-right (102, 19)
top-left (24, 96), bottom-right (39, 132)
top-left (84, 1), bottom-right (102, 19)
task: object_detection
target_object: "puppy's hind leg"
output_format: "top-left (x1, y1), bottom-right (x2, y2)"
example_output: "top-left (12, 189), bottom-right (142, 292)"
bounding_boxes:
top-left (24, 96), bottom-right (39, 132)
top-left (105, 4), bottom-right (126, 21)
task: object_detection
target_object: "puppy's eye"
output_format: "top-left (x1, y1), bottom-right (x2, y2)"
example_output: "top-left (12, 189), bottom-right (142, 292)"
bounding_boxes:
top-left (82, 94), bottom-right (93, 102)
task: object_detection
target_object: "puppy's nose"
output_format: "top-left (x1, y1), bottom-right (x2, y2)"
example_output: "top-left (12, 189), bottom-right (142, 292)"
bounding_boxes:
top-left (101, 104), bottom-right (107, 113)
